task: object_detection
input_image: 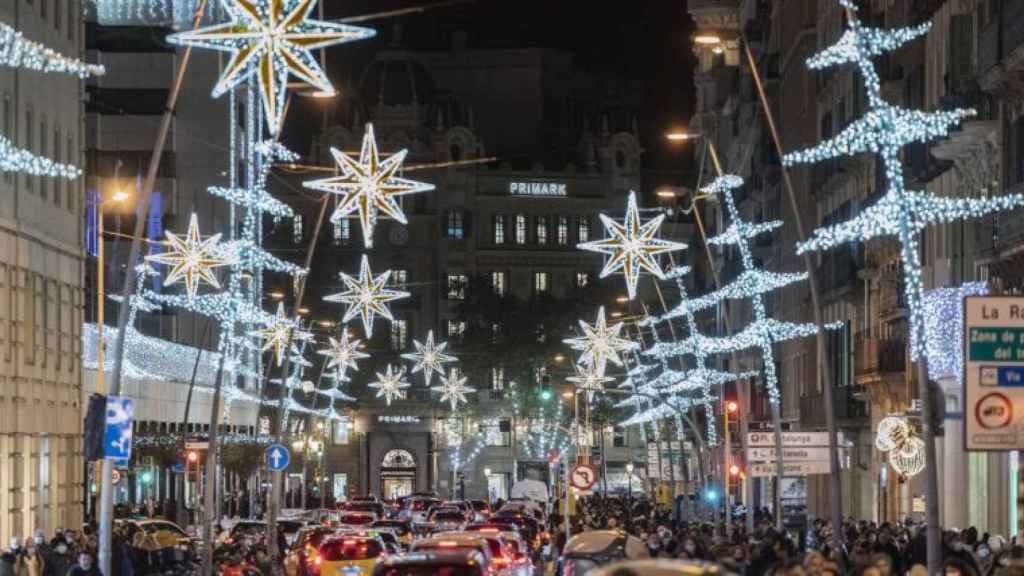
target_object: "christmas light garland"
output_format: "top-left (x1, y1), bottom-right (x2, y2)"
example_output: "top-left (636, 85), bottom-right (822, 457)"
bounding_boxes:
top-left (564, 306), bottom-right (638, 376)
top-left (0, 21), bottom-right (106, 78)
top-left (402, 330), bottom-right (457, 387)
top-left (325, 254), bottom-right (410, 337)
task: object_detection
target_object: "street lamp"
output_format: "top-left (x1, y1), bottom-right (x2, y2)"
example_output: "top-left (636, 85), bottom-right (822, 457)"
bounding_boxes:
top-left (625, 462), bottom-right (634, 502)
top-left (96, 185), bottom-right (130, 395)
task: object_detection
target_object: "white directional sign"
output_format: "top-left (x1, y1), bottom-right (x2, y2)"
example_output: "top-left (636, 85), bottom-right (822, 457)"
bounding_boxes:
top-left (964, 296), bottom-right (1024, 451)
top-left (747, 432), bottom-right (830, 447)
top-left (747, 447), bottom-right (833, 462)
top-left (266, 443), bottom-right (290, 472)
top-left (749, 461), bottom-right (830, 478)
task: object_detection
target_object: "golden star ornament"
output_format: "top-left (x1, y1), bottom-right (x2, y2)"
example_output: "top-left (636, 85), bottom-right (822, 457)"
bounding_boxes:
top-left (401, 330), bottom-right (457, 387)
top-left (146, 213), bottom-right (235, 302)
top-left (432, 368), bottom-right (475, 411)
top-left (167, 0), bottom-right (375, 134)
top-left (251, 302), bottom-right (311, 366)
top-left (578, 191), bottom-right (687, 299)
top-left (324, 255), bottom-right (410, 337)
top-left (317, 331), bottom-right (369, 380)
top-left (369, 364), bottom-right (410, 406)
top-left (303, 123), bottom-right (435, 248)
top-left (567, 364), bottom-right (615, 403)
top-left (563, 306), bottom-right (638, 375)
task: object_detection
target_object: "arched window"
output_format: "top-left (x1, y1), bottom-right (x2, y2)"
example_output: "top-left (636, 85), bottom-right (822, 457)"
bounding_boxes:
top-left (381, 449), bottom-right (416, 469)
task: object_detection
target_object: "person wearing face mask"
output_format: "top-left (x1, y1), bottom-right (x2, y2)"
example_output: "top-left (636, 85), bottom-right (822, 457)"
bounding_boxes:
top-left (66, 553), bottom-right (100, 576)
top-left (45, 543), bottom-right (68, 576)
top-left (22, 540), bottom-right (43, 576)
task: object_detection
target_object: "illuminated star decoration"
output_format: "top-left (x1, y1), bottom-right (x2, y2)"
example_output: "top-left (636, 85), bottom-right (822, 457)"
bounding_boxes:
top-left (368, 364), bottom-right (410, 406)
top-left (250, 302), bottom-right (311, 366)
top-left (146, 213), bottom-right (235, 302)
top-left (317, 331), bottom-right (369, 381)
top-left (166, 0), bottom-right (375, 135)
top-left (303, 124), bottom-right (435, 248)
top-left (324, 254), bottom-right (410, 337)
top-left (433, 368), bottom-right (475, 411)
top-left (567, 364), bottom-right (615, 403)
top-left (401, 330), bottom-right (457, 387)
top-left (578, 191), bottom-right (687, 299)
top-left (563, 306), bottom-right (638, 375)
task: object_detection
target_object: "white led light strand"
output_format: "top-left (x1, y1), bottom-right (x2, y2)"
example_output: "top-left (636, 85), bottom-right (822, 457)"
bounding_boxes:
top-left (563, 306), bottom-right (638, 375)
top-left (0, 133), bottom-right (82, 179)
top-left (0, 21), bottom-right (106, 78)
top-left (401, 329), bottom-right (457, 387)
top-left (324, 254), bottom-right (410, 337)
top-left (369, 364), bottom-right (410, 406)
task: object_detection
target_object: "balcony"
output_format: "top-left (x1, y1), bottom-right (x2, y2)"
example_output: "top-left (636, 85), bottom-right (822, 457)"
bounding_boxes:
top-left (854, 336), bottom-right (906, 381)
top-left (817, 245), bottom-right (863, 300)
top-left (932, 86), bottom-right (998, 164)
top-left (798, 385), bottom-right (870, 428)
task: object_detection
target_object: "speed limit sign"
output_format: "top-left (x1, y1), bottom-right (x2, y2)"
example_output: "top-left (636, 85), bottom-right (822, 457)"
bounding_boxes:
top-left (570, 464), bottom-right (598, 491)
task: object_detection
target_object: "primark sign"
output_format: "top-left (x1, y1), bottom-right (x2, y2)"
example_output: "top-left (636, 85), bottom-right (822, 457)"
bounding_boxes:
top-left (508, 181), bottom-right (568, 197)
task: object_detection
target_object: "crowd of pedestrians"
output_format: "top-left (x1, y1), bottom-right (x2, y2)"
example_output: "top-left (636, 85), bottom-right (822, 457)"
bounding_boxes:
top-left (0, 528), bottom-right (103, 576)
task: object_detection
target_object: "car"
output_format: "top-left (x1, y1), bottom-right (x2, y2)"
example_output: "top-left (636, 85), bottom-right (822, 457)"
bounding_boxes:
top-left (437, 531), bottom-right (529, 576)
top-left (485, 515), bottom-right (541, 553)
top-left (317, 534), bottom-right (389, 576)
top-left (340, 529), bottom-right (403, 556)
top-left (285, 526), bottom-right (338, 576)
top-left (410, 534), bottom-right (495, 568)
top-left (115, 519), bottom-right (199, 566)
top-left (403, 497), bottom-right (441, 523)
top-left (221, 519), bottom-right (306, 547)
top-left (427, 510), bottom-right (469, 533)
top-left (371, 549), bottom-right (488, 576)
top-left (444, 501), bottom-right (474, 518)
top-left (462, 524), bottom-right (530, 571)
top-left (339, 512), bottom-right (378, 528)
top-left (370, 520), bottom-right (413, 548)
top-left (589, 559), bottom-right (726, 576)
top-left (559, 530), bottom-right (649, 576)
top-left (346, 500), bottom-right (387, 519)
top-left (304, 508), bottom-right (341, 526)
top-left (468, 501), bottom-right (492, 522)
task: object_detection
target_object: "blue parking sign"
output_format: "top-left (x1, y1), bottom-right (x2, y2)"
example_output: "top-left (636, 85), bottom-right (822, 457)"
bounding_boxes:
top-left (104, 396), bottom-right (134, 461)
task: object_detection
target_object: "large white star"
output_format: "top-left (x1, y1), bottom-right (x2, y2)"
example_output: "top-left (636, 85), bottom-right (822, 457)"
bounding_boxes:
top-left (303, 124), bottom-right (435, 248)
top-left (146, 213), bottom-right (235, 302)
top-left (563, 306), bottom-right (637, 375)
top-left (578, 191), bottom-right (687, 299)
top-left (317, 331), bottom-right (369, 381)
top-left (368, 364), bottom-right (409, 406)
top-left (167, 0), bottom-right (375, 135)
top-left (250, 302), bottom-right (311, 366)
top-left (432, 368), bottom-right (475, 411)
top-left (567, 364), bottom-right (615, 403)
top-left (324, 255), bottom-right (410, 337)
top-left (401, 330), bottom-right (456, 387)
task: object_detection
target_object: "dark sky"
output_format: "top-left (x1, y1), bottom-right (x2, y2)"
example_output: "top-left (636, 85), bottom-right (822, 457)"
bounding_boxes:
top-left (286, 0), bottom-right (697, 183)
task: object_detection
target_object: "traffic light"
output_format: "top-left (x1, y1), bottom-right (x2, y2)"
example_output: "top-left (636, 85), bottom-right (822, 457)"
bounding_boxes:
top-left (729, 464), bottom-right (741, 477)
top-left (140, 471), bottom-right (153, 484)
top-left (704, 487), bottom-right (719, 503)
top-left (540, 389), bottom-right (553, 402)
top-left (187, 451), bottom-right (199, 464)
top-left (727, 401), bottom-right (739, 413)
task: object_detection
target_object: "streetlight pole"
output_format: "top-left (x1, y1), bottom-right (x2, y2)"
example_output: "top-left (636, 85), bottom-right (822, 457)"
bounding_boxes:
top-left (625, 462), bottom-right (634, 503)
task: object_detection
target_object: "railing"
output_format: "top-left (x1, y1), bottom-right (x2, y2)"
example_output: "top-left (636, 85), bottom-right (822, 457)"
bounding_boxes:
top-left (854, 336), bottom-right (906, 377)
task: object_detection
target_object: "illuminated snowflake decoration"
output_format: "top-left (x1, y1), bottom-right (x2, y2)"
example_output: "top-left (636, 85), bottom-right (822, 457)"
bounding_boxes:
top-left (433, 368), bottom-right (475, 411)
top-left (324, 255), bottom-right (410, 337)
top-left (401, 329), bottom-right (457, 387)
top-left (166, 0), bottom-right (375, 134)
top-left (567, 364), bottom-right (615, 403)
top-left (578, 191), bottom-right (686, 299)
top-left (368, 364), bottom-right (410, 406)
top-left (782, 0), bottom-right (1024, 358)
top-left (303, 123), bottom-right (435, 248)
top-left (317, 331), bottom-right (369, 380)
top-left (563, 306), bottom-right (637, 375)
top-left (250, 301), bottom-right (311, 366)
top-left (146, 213), bottom-right (235, 302)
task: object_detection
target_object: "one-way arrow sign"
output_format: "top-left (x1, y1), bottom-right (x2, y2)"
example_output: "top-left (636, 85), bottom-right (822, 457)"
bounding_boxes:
top-left (266, 443), bottom-right (290, 472)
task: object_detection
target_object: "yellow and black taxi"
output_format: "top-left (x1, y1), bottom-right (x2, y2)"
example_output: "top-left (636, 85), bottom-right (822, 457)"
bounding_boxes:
top-left (316, 534), bottom-right (389, 576)
top-left (285, 526), bottom-right (338, 576)
top-left (372, 549), bottom-right (488, 576)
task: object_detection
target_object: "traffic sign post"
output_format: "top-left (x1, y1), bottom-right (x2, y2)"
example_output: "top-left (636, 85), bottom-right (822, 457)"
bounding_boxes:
top-left (964, 296), bottom-right (1024, 450)
top-left (570, 464), bottom-right (598, 491)
top-left (266, 444), bottom-right (291, 472)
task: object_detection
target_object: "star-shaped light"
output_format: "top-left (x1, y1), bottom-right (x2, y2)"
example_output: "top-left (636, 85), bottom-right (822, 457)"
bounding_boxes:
top-left (432, 368), bottom-right (475, 411)
top-left (368, 364), bottom-right (409, 406)
top-left (167, 0), bottom-right (375, 135)
top-left (578, 191), bottom-right (687, 299)
top-left (567, 364), bottom-right (615, 403)
top-left (401, 330), bottom-right (457, 386)
top-left (317, 331), bottom-right (369, 380)
top-left (303, 124), bottom-right (435, 248)
top-left (324, 255), bottom-right (410, 337)
top-left (563, 306), bottom-right (637, 375)
top-left (145, 213), bottom-right (234, 302)
top-left (250, 302), bottom-right (311, 366)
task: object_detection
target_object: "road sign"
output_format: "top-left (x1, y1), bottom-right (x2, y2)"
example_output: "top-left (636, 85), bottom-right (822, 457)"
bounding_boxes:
top-left (747, 447), bottom-right (833, 462)
top-left (185, 441), bottom-right (209, 451)
top-left (965, 296), bottom-right (1024, 451)
top-left (103, 396), bottom-right (134, 462)
top-left (749, 461), bottom-right (829, 478)
top-left (747, 432), bottom-right (830, 447)
top-left (266, 443), bottom-right (290, 471)
top-left (570, 464), bottom-right (599, 491)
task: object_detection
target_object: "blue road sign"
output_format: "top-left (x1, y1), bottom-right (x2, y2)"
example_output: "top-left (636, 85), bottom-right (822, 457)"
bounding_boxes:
top-left (103, 396), bottom-right (134, 461)
top-left (266, 444), bottom-right (290, 472)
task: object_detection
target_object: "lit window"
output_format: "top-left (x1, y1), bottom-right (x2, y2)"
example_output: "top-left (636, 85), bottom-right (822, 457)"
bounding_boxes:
top-left (39, 119), bottom-right (47, 200)
top-left (491, 271), bottom-right (506, 296)
top-left (447, 209), bottom-right (465, 239)
top-left (536, 216), bottom-right (548, 244)
top-left (515, 214), bottom-right (527, 244)
top-left (578, 217), bottom-right (591, 243)
top-left (390, 318), bottom-right (408, 351)
top-left (25, 108), bottom-right (33, 194)
top-left (447, 273), bottom-right (467, 300)
top-left (492, 366), bottom-right (505, 391)
top-left (576, 272), bottom-right (590, 288)
top-left (333, 218), bottom-right (351, 245)
top-left (292, 214), bottom-right (303, 243)
top-left (390, 269), bottom-right (408, 287)
top-left (491, 322), bottom-right (502, 342)
top-left (333, 419), bottom-right (350, 445)
top-left (534, 272), bottom-right (549, 295)
top-left (493, 214), bottom-right (506, 244)
top-left (483, 419), bottom-right (511, 446)
top-left (447, 319), bottom-right (466, 340)
top-left (557, 216), bottom-right (569, 244)
top-left (52, 127), bottom-right (60, 205)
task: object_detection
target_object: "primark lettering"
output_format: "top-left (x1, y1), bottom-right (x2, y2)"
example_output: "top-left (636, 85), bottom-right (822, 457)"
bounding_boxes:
top-left (509, 181), bottom-right (568, 197)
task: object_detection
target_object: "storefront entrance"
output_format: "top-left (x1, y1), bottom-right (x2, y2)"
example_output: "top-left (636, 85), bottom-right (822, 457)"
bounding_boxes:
top-left (380, 449), bottom-right (416, 500)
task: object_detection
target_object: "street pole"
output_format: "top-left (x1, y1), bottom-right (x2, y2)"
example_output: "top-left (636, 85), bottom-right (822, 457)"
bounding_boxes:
top-left (740, 379), bottom-right (754, 534)
top-left (724, 400), bottom-right (731, 539)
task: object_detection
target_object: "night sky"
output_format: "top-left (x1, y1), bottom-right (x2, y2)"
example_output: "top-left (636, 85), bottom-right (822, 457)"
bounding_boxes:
top-left (285, 0), bottom-right (697, 186)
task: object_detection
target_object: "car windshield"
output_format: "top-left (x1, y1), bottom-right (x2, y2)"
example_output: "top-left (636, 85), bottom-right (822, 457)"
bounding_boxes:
top-left (348, 502), bottom-right (378, 511)
top-left (410, 500), bottom-right (438, 511)
top-left (320, 539), bottom-right (383, 561)
top-left (372, 522), bottom-right (409, 535)
top-left (431, 512), bottom-right (464, 522)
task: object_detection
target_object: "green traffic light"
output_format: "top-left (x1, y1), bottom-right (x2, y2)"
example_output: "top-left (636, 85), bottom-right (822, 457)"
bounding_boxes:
top-left (540, 389), bottom-right (553, 401)
top-left (140, 472), bottom-right (153, 484)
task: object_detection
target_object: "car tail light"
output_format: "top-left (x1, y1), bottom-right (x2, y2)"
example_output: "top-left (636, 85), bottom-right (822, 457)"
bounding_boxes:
top-left (437, 541), bottom-right (459, 548)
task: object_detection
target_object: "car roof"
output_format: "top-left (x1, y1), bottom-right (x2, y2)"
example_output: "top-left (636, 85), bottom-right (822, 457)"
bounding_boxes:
top-left (375, 549), bottom-right (486, 569)
top-left (415, 533), bottom-right (490, 545)
top-left (564, 531), bottom-right (649, 560)
top-left (591, 559), bottom-right (726, 576)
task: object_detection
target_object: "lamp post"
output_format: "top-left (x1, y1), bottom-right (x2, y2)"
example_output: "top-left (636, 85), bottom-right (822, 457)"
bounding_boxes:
top-left (625, 462), bottom-right (634, 502)
top-left (725, 400), bottom-right (738, 538)
top-left (484, 467), bottom-right (492, 505)
top-left (95, 182), bottom-right (130, 394)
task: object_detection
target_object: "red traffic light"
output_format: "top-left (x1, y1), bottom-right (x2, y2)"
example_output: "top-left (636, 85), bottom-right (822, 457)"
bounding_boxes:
top-left (726, 401), bottom-right (738, 413)
top-left (729, 464), bottom-right (741, 476)
top-left (187, 451), bottom-right (198, 463)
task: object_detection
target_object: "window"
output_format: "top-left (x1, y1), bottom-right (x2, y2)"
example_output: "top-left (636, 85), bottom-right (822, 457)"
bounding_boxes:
top-left (491, 271), bottom-right (506, 297)
top-left (68, 0), bottom-right (75, 40)
top-left (3, 95), bottom-right (11, 182)
top-left (52, 127), bottom-right (60, 205)
top-left (54, 0), bottom-right (60, 31)
top-left (575, 272), bottom-right (590, 289)
top-left (557, 216), bottom-right (569, 244)
top-left (491, 366), bottom-right (505, 391)
top-left (25, 109), bottom-right (34, 194)
top-left (491, 322), bottom-right (502, 342)
top-left (389, 269), bottom-right (408, 287)
top-left (484, 419), bottom-right (511, 447)
top-left (447, 319), bottom-right (466, 340)
top-left (446, 273), bottom-right (467, 300)
top-left (40, 0), bottom-right (46, 20)
top-left (66, 135), bottom-right (74, 211)
top-left (333, 218), bottom-right (351, 245)
top-left (390, 318), bottom-right (408, 351)
top-left (292, 214), bottom-right (303, 243)
top-left (536, 216), bottom-right (548, 244)
top-left (332, 419), bottom-right (350, 445)
top-left (514, 214), bottom-right (527, 244)
top-left (534, 272), bottom-right (549, 295)
top-left (578, 216), bottom-right (590, 243)
top-left (39, 119), bottom-right (48, 201)
top-left (613, 427), bottom-right (627, 448)
top-left (447, 209), bottom-right (465, 239)
top-left (493, 214), bottom-right (506, 244)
